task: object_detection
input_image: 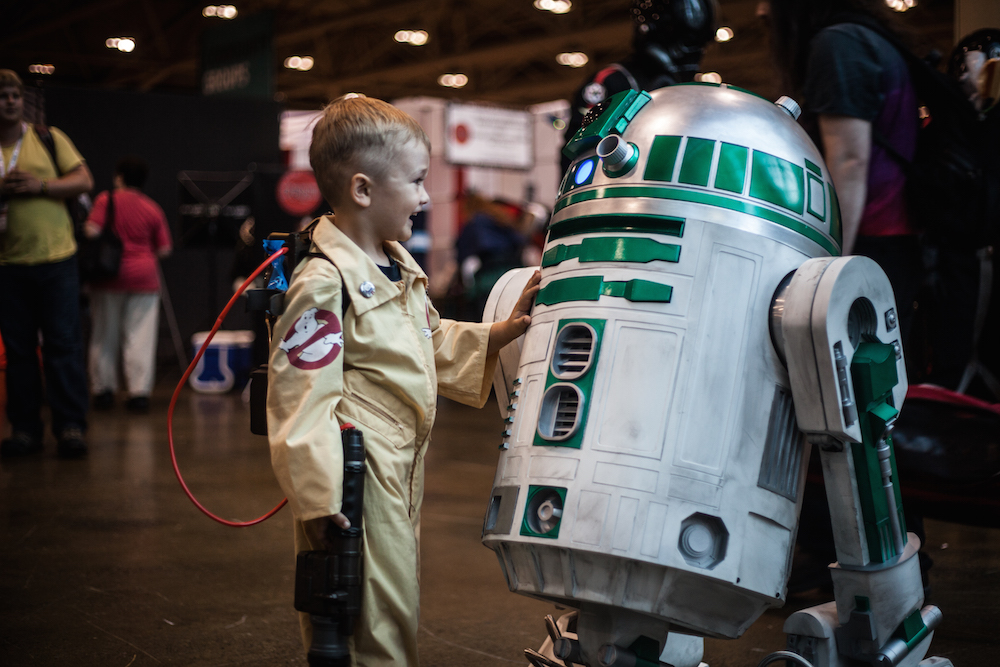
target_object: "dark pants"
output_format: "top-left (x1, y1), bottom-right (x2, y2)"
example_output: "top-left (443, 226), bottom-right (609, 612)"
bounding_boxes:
top-left (0, 256), bottom-right (89, 439)
top-left (853, 234), bottom-right (922, 346)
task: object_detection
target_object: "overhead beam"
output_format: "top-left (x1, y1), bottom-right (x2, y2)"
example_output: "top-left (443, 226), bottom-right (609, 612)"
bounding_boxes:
top-left (293, 21), bottom-right (632, 98)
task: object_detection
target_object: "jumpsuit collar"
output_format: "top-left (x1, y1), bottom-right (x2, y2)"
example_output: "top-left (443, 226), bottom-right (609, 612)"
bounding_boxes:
top-left (309, 215), bottom-right (427, 316)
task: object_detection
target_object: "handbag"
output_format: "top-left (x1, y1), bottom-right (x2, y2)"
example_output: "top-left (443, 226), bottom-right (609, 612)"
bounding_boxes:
top-left (78, 190), bottom-right (123, 283)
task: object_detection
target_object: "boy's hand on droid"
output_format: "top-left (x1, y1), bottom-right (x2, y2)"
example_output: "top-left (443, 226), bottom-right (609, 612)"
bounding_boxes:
top-left (488, 270), bottom-right (541, 356)
top-left (304, 513), bottom-right (351, 550)
top-left (510, 270), bottom-right (541, 327)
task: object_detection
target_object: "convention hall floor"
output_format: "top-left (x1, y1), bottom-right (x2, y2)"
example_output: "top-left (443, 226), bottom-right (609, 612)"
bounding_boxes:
top-left (1, 376), bottom-right (998, 667)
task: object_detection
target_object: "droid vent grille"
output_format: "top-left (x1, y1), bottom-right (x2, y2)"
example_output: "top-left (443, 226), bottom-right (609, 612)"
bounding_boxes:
top-left (538, 384), bottom-right (583, 441)
top-left (553, 390), bottom-right (580, 438)
top-left (758, 386), bottom-right (805, 501)
top-left (553, 324), bottom-right (595, 379)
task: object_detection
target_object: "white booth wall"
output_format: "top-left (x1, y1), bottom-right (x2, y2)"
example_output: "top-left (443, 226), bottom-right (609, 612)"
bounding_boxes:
top-left (280, 97), bottom-right (569, 295)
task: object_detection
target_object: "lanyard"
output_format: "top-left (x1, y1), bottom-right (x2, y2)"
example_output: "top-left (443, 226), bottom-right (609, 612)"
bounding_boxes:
top-left (0, 122), bottom-right (28, 179)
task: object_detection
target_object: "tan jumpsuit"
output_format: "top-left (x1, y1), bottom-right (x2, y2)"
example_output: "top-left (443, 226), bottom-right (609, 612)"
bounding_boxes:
top-left (267, 218), bottom-right (496, 666)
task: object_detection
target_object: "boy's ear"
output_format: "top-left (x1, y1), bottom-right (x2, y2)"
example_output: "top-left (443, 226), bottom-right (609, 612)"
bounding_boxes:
top-left (349, 173), bottom-right (373, 208)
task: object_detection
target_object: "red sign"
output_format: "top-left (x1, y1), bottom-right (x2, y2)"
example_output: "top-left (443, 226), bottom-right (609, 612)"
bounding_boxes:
top-left (276, 170), bottom-right (323, 217)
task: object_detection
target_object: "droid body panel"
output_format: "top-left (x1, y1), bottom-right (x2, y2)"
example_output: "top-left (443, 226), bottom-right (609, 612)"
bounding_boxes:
top-left (483, 84), bottom-right (947, 667)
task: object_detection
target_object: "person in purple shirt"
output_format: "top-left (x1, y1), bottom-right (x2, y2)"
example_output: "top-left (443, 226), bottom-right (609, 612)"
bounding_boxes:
top-left (763, 0), bottom-right (931, 595)
top-left (767, 0), bottom-right (920, 342)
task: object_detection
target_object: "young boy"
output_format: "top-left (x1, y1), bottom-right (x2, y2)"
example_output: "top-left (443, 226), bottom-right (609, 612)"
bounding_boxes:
top-left (266, 94), bottom-right (540, 665)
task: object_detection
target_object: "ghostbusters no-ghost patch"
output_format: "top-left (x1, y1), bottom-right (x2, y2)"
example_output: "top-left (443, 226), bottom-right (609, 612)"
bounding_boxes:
top-left (278, 307), bottom-right (343, 370)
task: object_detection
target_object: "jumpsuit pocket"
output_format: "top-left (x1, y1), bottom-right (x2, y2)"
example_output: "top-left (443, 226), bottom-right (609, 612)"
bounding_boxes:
top-left (341, 371), bottom-right (417, 449)
top-left (337, 392), bottom-right (416, 449)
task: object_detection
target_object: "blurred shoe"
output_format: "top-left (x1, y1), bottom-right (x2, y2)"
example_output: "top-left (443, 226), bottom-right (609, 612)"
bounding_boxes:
top-left (1, 432), bottom-right (43, 458)
top-left (56, 427), bottom-right (88, 459)
top-left (93, 391), bottom-right (114, 410)
top-left (126, 396), bottom-right (150, 414)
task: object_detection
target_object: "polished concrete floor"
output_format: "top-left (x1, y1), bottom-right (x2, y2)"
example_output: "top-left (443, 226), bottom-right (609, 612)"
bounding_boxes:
top-left (1, 375), bottom-right (998, 666)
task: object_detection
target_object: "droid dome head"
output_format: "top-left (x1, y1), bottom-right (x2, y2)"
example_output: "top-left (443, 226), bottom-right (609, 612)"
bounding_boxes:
top-left (560, 83), bottom-right (842, 258)
top-left (630, 0), bottom-right (718, 79)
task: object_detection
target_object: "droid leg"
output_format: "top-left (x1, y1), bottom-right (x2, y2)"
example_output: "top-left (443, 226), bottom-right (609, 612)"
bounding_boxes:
top-left (780, 257), bottom-right (951, 667)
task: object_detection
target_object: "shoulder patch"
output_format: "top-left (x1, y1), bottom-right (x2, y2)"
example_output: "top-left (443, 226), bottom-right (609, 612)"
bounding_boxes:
top-left (279, 307), bottom-right (343, 370)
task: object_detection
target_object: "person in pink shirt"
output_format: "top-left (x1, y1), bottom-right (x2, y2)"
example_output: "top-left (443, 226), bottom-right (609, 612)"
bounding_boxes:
top-left (85, 156), bottom-right (172, 413)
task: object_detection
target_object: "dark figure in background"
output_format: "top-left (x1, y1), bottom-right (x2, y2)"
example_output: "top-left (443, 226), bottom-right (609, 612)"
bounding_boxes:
top-left (768, 0), bottom-right (921, 343)
top-left (0, 69), bottom-right (94, 458)
top-left (764, 0), bottom-right (931, 592)
top-left (561, 0), bottom-right (718, 172)
top-left (86, 157), bottom-right (173, 414)
top-left (454, 195), bottom-right (528, 320)
top-left (919, 29), bottom-right (1000, 399)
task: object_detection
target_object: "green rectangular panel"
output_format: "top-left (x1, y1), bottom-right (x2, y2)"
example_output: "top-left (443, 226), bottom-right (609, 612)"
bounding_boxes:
top-left (537, 276), bottom-right (605, 305)
top-left (805, 159), bottom-right (822, 176)
top-left (623, 280), bottom-right (673, 302)
top-left (537, 276), bottom-right (672, 306)
top-left (806, 172), bottom-right (826, 221)
top-left (678, 137), bottom-right (715, 187)
top-left (542, 237), bottom-right (681, 267)
top-left (547, 214), bottom-right (684, 241)
top-left (643, 135), bottom-right (682, 182)
top-left (749, 151), bottom-right (805, 215)
top-left (714, 143), bottom-right (748, 194)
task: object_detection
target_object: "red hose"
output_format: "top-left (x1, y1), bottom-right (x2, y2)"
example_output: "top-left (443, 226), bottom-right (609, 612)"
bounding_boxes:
top-left (167, 246), bottom-right (288, 527)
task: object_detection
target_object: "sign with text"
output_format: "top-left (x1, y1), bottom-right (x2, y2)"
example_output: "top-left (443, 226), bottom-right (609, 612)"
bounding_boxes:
top-left (445, 103), bottom-right (533, 170)
top-left (201, 11), bottom-right (273, 98)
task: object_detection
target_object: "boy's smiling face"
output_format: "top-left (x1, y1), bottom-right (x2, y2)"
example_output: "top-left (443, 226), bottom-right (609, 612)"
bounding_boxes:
top-left (368, 138), bottom-right (430, 245)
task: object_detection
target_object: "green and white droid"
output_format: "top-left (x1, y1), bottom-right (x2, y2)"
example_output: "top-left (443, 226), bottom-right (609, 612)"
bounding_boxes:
top-left (484, 84), bottom-right (950, 667)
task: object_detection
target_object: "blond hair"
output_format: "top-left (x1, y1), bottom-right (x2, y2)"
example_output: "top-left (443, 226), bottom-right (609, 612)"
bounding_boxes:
top-left (309, 94), bottom-right (429, 207)
top-left (0, 69), bottom-right (24, 94)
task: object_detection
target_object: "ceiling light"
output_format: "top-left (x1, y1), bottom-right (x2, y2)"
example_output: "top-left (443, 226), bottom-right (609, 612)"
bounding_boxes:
top-left (28, 64), bottom-right (55, 75)
top-left (438, 73), bottom-right (468, 88)
top-left (885, 0), bottom-right (916, 10)
top-left (394, 30), bottom-right (429, 46)
top-left (107, 37), bottom-right (136, 52)
top-left (284, 56), bottom-right (314, 71)
top-left (556, 52), bottom-right (589, 68)
top-left (715, 27), bottom-right (734, 42)
top-left (695, 72), bottom-right (722, 83)
top-left (203, 5), bottom-right (238, 19)
top-left (534, 0), bottom-right (572, 14)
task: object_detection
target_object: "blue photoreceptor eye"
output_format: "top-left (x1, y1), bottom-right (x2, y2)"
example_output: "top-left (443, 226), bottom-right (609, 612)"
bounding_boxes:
top-left (574, 158), bottom-right (596, 186)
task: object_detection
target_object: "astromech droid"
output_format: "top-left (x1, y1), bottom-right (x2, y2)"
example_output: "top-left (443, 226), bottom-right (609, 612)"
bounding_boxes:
top-left (483, 84), bottom-right (949, 667)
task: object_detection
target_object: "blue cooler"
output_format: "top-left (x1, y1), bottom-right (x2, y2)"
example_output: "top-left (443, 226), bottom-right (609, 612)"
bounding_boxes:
top-left (190, 330), bottom-right (255, 393)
